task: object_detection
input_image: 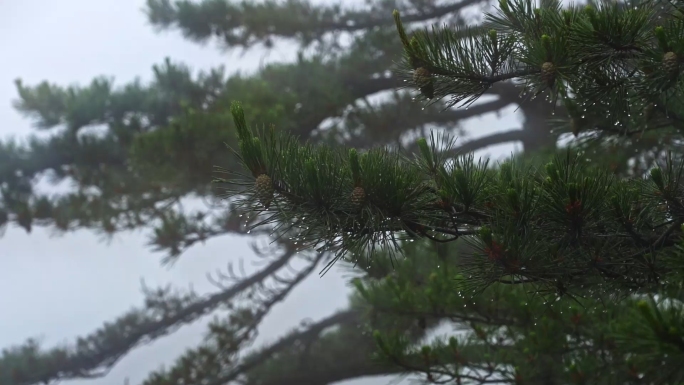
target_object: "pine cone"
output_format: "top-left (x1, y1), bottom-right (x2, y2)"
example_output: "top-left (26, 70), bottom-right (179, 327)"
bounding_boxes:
top-left (351, 186), bottom-right (366, 210)
top-left (254, 174), bottom-right (274, 208)
top-left (413, 67), bottom-right (432, 87)
top-left (541, 62), bottom-right (556, 87)
top-left (662, 51), bottom-right (679, 77)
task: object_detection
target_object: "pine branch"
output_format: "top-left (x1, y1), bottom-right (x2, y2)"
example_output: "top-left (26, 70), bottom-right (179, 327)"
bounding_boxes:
top-left (237, 308), bottom-right (440, 385)
top-left (207, 309), bottom-right (359, 385)
top-left (395, 0), bottom-right (684, 132)
top-left (137, 250), bottom-right (326, 385)
top-left (2, 30), bottom-right (534, 246)
top-left (224, 102), bottom-right (684, 296)
top-left (404, 129), bottom-right (528, 158)
top-left (360, 237), bottom-right (684, 383)
top-left (245, 358), bottom-right (404, 385)
top-left (2, 245), bottom-right (299, 385)
top-left (145, 0), bottom-right (488, 49)
top-left (449, 129), bottom-right (528, 154)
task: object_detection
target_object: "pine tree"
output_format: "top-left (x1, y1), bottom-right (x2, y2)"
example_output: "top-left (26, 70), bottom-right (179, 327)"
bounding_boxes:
top-left (0, 1), bottom-right (584, 385)
top-left (218, 0), bottom-right (684, 382)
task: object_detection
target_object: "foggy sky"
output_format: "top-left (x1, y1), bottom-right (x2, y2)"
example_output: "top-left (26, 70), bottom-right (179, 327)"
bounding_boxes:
top-left (0, 1), bottom-right (518, 384)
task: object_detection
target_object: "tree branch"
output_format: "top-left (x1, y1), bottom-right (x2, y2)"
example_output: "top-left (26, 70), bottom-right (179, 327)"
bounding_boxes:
top-left (249, 359), bottom-right (405, 385)
top-left (232, 308), bottom-right (446, 385)
top-left (211, 310), bottom-right (360, 385)
top-left (404, 129), bottom-right (527, 157)
top-left (449, 129), bottom-right (527, 155)
top-left (429, 98), bottom-right (516, 125)
top-left (145, 0), bottom-right (488, 49)
top-left (4, 245), bottom-right (299, 385)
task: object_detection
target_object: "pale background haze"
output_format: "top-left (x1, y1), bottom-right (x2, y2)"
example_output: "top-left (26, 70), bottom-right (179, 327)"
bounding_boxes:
top-left (0, 1), bottom-right (520, 384)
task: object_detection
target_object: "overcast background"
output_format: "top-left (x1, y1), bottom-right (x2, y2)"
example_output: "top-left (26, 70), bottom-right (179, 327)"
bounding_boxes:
top-left (0, 1), bottom-right (520, 384)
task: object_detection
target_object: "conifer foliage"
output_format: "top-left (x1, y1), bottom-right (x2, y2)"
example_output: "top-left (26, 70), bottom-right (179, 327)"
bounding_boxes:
top-left (3, 1), bottom-right (544, 384)
top-left (220, 0), bottom-right (684, 382)
top-left (4, 0), bottom-right (684, 383)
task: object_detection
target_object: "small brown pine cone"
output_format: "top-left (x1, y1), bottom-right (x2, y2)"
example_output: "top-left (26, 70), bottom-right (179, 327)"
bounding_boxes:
top-left (254, 174), bottom-right (274, 208)
top-left (541, 62), bottom-right (556, 87)
top-left (662, 51), bottom-right (679, 77)
top-left (351, 186), bottom-right (366, 210)
top-left (413, 67), bottom-right (432, 87)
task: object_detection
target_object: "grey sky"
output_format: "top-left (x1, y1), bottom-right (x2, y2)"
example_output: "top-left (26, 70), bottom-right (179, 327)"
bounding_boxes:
top-left (0, 1), bottom-right (519, 384)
